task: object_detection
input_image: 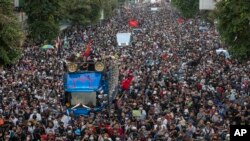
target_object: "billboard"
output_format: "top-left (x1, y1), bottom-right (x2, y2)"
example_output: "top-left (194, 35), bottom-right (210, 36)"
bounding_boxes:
top-left (64, 72), bottom-right (102, 92)
top-left (116, 33), bottom-right (131, 46)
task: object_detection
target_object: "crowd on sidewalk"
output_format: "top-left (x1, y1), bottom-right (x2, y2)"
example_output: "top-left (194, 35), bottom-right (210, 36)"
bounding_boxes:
top-left (0, 2), bottom-right (249, 141)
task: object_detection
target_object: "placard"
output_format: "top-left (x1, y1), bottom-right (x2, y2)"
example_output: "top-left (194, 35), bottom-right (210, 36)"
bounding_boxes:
top-left (132, 110), bottom-right (141, 117)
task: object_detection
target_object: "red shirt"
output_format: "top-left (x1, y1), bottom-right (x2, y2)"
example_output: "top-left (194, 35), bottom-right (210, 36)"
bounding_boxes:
top-left (216, 87), bottom-right (224, 94)
top-left (105, 124), bottom-right (114, 136)
top-left (197, 83), bottom-right (202, 91)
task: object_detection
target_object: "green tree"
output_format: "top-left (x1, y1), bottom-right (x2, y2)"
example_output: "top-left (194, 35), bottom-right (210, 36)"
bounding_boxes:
top-left (0, 0), bottom-right (24, 65)
top-left (214, 0), bottom-right (250, 60)
top-left (102, 0), bottom-right (118, 18)
top-left (65, 0), bottom-right (118, 26)
top-left (65, 0), bottom-right (101, 26)
top-left (171, 0), bottom-right (199, 18)
top-left (24, 0), bottom-right (63, 43)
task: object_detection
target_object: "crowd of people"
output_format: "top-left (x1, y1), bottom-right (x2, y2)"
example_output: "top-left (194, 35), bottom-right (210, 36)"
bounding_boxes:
top-left (0, 1), bottom-right (249, 141)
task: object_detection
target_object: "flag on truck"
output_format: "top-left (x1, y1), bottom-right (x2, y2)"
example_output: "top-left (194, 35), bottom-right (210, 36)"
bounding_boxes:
top-left (82, 40), bottom-right (93, 57)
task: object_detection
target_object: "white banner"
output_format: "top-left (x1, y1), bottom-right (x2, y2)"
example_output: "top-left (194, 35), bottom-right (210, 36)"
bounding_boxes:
top-left (116, 33), bottom-right (131, 47)
top-left (199, 0), bottom-right (216, 10)
top-left (151, 7), bottom-right (159, 11)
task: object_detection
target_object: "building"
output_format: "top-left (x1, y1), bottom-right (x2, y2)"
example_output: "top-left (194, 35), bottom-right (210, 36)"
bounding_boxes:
top-left (199, 0), bottom-right (220, 10)
top-left (13, 0), bottom-right (27, 31)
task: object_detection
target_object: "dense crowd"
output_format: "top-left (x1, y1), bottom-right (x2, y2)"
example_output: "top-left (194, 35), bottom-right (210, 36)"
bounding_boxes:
top-left (0, 1), bottom-right (249, 141)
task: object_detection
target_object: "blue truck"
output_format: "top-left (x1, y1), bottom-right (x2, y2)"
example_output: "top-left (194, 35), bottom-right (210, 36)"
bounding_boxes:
top-left (63, 71), bottom-right (110, 116)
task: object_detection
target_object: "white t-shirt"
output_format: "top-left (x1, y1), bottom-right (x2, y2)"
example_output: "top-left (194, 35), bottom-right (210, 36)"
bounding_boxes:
top-left (29, 113), bottom-right (42, 121)
top-left (61, 115), bottom-right (71, 128)
top-left (154, 124), bottom-right (167, 130)
top-left (46, 127), bottom-right (55, 134)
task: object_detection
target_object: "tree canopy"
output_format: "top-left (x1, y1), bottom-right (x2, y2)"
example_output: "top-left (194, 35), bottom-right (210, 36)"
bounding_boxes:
top-left (24, 0), bottom-right (63, 43)
top-left (65, 0), bottom-right (118, 26)
top-left (65, 0), bottom-right (101, 26)
top-left (102, 0), bottom-right (118, 18)
top-left (24, 0), bottom-right (118, 43)
top-left (171, 0), bottom-right (199, 18)
top-left (214, 0), bottom-right (250, 60)
top-left (0, 0), bottom-right (24, 65)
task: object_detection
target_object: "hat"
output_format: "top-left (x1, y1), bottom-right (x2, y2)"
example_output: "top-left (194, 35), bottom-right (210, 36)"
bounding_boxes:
top-left (131, 126), bottom-right (137, 130)
top-left (208, 100), bottom-right (213, 106)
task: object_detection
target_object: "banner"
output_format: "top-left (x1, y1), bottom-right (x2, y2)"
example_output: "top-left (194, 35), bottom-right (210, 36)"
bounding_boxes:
top-left (116, 33), bottom-right (131, 46)
top-left (64, 72), bottom-right (102, 92)
top-left (199, 0), bottom-right (216, 10)
top-left (132, 110), bottom-right (141, 117)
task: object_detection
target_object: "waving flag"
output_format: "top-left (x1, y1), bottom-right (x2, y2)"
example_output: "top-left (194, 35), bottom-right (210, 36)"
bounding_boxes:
top-left (82, 40), bottom-right (93, 57)
top-left (128, 19), bottom-right (138, 27)
top-left (121, 76), bottom-right (134, 90)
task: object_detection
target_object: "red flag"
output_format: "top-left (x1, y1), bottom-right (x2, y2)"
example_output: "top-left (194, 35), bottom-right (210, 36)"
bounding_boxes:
top-left (177, 17), bottom-right (184, 24)
top-left (128, 19), bottom-right (138, 27)
top-left (121, 76), bottom-right (134, 90)
top-left (82, 40), bottom-right (92, 57)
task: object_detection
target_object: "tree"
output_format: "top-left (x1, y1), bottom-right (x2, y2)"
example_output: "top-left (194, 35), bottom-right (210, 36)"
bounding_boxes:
top-left (24, 0), bottom-right (63, 43)
top-left (0, 0), bottom-right (24, 65)
top-left (65, 0), bottom-right (101, 26)
top-left (214, 0), bottom-right (250, 60)
top-left (102, 0), bottom-right (118, 18)
top-left (65, 0), bottom-right (118, 26)
top-left (171, 0), bottom-right (199, 18)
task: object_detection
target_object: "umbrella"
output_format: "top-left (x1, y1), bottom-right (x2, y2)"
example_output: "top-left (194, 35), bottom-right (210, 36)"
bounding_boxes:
top-left (42, 44), bottom-right (54, 49)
